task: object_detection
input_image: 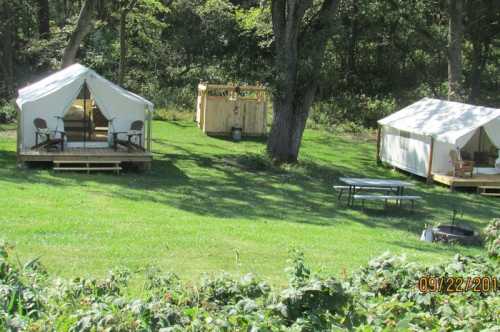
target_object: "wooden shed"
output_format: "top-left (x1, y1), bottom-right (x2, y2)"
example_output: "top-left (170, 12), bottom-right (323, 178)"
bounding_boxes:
top-left (196, 83), bottom-right (267, 136)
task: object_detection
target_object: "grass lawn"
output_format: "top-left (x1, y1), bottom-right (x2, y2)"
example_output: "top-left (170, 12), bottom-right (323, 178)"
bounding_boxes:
top-left (0, 121), bottom-right (498, 287)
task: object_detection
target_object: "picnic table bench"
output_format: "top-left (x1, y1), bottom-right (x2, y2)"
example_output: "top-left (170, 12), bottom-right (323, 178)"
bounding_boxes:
top-left (353, 194), bottom-right (421, 209)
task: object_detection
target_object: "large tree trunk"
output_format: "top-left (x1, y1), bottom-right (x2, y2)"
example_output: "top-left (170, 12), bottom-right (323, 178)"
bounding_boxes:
top-left (346, 0), bottom-right (358, 79)
top-left (61, 0), bottom-right (97, 68)
top-left (466, 0), bottom-right (498, 104)
top-left (468, 39), bottom-right (487, 104)
top-left (118, 10), bottom-right (127, 85)
top-left (118, 0), bottom-right (138, 86)
top-left (447, 0), bottom-right (464, 101)
top-left (37, 0), bottom-right (50, 39)
top-left (267, 0), bottom-right (339, 163)
top-left (0, 1), bottom-right (15, 97)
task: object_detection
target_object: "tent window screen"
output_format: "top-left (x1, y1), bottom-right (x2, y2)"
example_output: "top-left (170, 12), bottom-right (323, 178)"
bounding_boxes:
top-left (399, 130), bottom-right (411, 150)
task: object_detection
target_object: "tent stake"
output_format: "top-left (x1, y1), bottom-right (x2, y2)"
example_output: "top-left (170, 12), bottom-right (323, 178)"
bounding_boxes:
top-left (426, 136), bottom-right (434, 184)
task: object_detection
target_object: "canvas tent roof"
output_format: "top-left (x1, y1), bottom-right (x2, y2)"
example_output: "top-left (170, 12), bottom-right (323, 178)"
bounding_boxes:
top-left (378, 98), bottom-right (500, 148)
top-left (16, 63), bottom-right (153, 110)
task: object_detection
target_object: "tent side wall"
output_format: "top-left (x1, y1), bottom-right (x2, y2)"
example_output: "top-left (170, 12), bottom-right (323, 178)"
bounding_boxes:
top-left (380, 126), bottom-right (431, 177)
top-left (380, 125), bottom-right (456, 177)
top-left (20, 76), bottom-right (85, 150)
top-left (431, 141), bottom-right (455, 174)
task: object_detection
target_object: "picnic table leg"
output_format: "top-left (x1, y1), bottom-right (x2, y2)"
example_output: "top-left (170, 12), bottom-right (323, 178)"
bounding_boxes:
top-left (347, 185), bottom-right (355, 207)
top-left (337, 188), bottom-right (343, 201)
top-left (347, 186), bottom-right (352, 206)
top-left (350, 185), bottom-right (356, 207)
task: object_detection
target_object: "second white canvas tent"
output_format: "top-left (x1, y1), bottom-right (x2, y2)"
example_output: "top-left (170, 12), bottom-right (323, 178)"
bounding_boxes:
top-left (16, 63), bottom-right (154, 151)
top-left (377, 98), bottom-right (500, 178)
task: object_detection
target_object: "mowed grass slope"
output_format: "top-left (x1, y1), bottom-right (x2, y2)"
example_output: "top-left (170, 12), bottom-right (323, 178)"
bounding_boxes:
top-left (0, 121), bottom-right (498, 285)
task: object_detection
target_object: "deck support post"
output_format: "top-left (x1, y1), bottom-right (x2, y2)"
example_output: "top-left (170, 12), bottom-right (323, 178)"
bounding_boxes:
top-left (426, 136), bottom-right (435, 184)
top-left (376, 125), bottom-right (382, 165)
top-left (15, 103), bottom-right (24, 168)
top-left (146, 108), bottom-right (152, 152)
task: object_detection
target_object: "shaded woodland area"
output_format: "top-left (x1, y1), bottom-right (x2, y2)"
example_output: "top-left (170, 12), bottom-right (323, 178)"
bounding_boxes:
top-left (0, 0), bottom-right (499, 160)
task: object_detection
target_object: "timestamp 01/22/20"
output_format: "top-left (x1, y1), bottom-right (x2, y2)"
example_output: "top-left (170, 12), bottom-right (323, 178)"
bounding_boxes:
top-left (417, 276), bottom-right (498, 293)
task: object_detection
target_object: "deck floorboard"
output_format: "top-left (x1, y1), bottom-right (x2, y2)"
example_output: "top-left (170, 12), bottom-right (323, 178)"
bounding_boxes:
top-left (433, 173), bottom-right (500, 188)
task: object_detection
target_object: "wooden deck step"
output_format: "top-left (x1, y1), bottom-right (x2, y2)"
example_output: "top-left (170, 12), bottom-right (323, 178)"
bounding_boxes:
top-left (53, 160), bottom-right (122, 174)
top-left (480, 193), bottom-right (500, 197)
top-left (53, 167), bottom-right (122, 171)
top-left (478, 186), bottom-right (500, 197)
top-left (54, 160), bottom-right (121, 164)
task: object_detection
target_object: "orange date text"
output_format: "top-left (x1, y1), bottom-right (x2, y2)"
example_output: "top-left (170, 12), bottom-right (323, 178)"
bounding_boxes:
top-left (417, 276), bottom-right (498, 293)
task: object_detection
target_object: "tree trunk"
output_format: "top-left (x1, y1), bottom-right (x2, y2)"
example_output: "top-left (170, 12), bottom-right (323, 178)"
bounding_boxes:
top-left (346, 0), bottom-right (358, 79)
top-left (468, 39), bottom-right (486, 104)
top-left (0, 1), bottom-right (15, 97)
top-left (267, 0), bottom-right (339, 163)
top-left (37, 0), bottom-right (50, 38)
top-left (118, 10), bottom-right (127, 85)
top-left (268, 83), bottom-right (317, 162)
top-left (447, 0), bottom-right (464, 101)
top-left (118, 0), bottom-right (138, 86)
top-left (61, 0), bottom-right (96, 68)
top-left (466, 0), bottom-right (497, 104)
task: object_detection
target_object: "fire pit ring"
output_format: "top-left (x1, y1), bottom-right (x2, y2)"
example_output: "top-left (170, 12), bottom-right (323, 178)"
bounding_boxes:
top-left (432, 224), bottom-right (481, 245)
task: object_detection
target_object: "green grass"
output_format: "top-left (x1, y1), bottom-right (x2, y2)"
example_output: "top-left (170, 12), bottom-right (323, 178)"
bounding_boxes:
top-left (0, 121), bottom-right (498, 286)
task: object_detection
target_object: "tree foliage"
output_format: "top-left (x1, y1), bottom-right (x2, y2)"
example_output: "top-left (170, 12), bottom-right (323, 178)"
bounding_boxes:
top-left (0, 0), bottom-right (499, 133)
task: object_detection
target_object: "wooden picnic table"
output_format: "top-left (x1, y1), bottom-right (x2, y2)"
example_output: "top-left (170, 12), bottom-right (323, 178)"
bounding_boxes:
top-left (339, 177), bottom-right (414, 206)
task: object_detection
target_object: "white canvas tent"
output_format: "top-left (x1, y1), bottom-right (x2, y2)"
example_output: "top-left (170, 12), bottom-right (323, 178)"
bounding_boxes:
top-left (16, 63), bottom-right (154, 151)
top-left (377, 98), bottom-right (500, 179)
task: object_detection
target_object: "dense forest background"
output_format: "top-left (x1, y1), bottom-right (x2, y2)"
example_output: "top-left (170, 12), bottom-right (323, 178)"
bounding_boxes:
top-left (1, 0), bottom-right (499, 130)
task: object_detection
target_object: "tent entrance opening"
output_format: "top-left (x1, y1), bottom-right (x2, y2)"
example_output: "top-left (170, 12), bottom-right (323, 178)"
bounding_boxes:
top-left (63, 83), bottom-right (109, 144)
top-left (460, 127), bottom-right (498, 167)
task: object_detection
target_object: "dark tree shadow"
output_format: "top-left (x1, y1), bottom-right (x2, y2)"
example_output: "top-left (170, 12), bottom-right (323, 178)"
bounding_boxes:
top-left (0, 127), bottom-right (498, 243)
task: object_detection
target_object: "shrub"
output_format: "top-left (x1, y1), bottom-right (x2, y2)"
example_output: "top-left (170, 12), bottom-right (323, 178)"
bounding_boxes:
top-left (0, 102), bottom-right (16, 124)
top-left (484, 218), bottom-right (500, 259)
top-left (0, 220), bottom-right (498, 331)
top-left (308, 95), bottom-right (396, 132)
top-left (153, 108), bottom-right (194, 122)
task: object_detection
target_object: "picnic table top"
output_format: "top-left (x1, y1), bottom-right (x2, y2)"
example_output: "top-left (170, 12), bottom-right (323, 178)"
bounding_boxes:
top-left (339, 177), bottom-right (414, 187)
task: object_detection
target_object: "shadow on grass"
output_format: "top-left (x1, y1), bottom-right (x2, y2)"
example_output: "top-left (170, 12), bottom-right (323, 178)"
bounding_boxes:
top-left (0, 138), bottom-right (498, 242)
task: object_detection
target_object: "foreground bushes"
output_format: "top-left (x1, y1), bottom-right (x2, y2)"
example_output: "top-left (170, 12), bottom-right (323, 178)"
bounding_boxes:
top-left (1, 220), bottom-right (499, 331)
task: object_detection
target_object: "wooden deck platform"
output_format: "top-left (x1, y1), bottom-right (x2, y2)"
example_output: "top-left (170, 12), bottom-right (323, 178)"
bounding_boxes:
top-left (18, 147), bottom-right (152, 163)
top-left (432, 173), bottom-right (500, 189)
